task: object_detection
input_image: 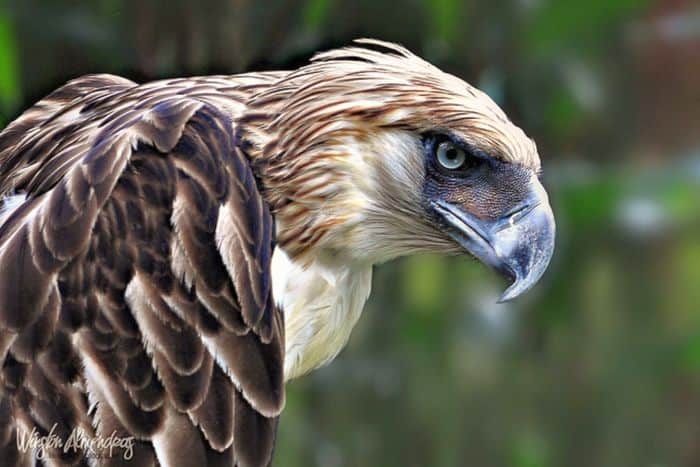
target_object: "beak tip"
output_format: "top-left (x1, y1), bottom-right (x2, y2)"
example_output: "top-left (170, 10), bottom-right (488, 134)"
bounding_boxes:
top-left (496, 294), bottom-right (512, 304)
top-left (498, 228), bottom-right (555, 304)
top-left (497, 278), bottom-right (527, 303)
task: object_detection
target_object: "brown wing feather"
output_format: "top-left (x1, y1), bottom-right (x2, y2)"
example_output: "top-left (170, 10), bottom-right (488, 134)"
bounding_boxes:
top-left (0, 74), bottom-right (285, 466)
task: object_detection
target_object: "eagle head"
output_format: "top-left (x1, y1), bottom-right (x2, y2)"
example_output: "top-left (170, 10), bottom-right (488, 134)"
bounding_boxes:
top-left (244, 39), bottom-right (555, 302)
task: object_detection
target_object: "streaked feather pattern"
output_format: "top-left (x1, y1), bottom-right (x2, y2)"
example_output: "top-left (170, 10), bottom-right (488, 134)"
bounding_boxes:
top-left (241, 39), bottom-right (539, 261)
top-left (0, 72), bottom-right (285, 466)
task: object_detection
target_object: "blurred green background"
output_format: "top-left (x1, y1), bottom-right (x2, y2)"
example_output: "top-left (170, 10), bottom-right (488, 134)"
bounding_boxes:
top-left (2, 0), bottom-right (699, 465)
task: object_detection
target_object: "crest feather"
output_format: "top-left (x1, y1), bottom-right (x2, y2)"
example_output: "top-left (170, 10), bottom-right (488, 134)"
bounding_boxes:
top-left (311, 38), bottom-right (416, 63)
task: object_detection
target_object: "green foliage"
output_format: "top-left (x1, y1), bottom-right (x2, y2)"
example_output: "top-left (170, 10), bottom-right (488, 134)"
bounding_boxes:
top-left (508, 432), bottom-right (550, 467)
top-left (0, 9), bottom-right (19, 124)
top-left (303, 0), bottom-right (333, 30)
top-left (525, 0), bottom-right (651, 53)
top-left (543, 84), bottom-right (581, 137)
top-left (426, 0), bottom-right (463, 42)
top-left (402, 254), bottom-right (449, 311)
top-left (558, 177), bottom-right (622, 228)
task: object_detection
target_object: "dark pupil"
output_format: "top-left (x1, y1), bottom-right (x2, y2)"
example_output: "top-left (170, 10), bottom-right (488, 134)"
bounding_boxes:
top-left (446, 148), bottom-right (458, 160)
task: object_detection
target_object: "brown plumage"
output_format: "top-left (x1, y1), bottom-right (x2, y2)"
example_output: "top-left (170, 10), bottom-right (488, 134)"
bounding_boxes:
top-left (0, 40), bottom-right (555, 466)
top-left (0, 72), bottom-right (284, 466)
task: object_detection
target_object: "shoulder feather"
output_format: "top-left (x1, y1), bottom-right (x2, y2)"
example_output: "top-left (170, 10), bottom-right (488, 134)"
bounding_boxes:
top-left (0, 73), bottom-right (284, 466)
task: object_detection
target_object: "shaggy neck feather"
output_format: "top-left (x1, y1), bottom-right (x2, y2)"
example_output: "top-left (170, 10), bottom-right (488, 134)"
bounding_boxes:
top-left (272, 246), bottom-right (372, 381)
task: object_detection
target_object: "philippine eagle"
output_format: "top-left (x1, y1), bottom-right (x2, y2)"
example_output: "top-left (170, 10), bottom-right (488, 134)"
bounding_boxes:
top-left (0, 40), bottom-right (554, 466)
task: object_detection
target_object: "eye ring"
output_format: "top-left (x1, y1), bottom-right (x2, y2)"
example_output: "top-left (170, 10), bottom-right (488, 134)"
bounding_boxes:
top-left (436, 141), bottom-right (467, 170)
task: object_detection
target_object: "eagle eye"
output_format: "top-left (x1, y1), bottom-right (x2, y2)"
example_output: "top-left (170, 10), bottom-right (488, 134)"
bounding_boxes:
top-left (436, 141), bottom-right (467, 170)
top-left (424, 133), bottom-right (485, 175)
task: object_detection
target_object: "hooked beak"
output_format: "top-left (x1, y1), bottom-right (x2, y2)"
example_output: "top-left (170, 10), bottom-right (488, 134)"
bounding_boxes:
top-left (431, 178), bottom-right (555, 302)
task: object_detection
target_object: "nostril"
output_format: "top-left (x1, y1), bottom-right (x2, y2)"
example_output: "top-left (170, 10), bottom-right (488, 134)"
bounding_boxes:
top-left (493, 201), bottom-right (540, 233)
top-left (507, 201), bottom-right (540, 224)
